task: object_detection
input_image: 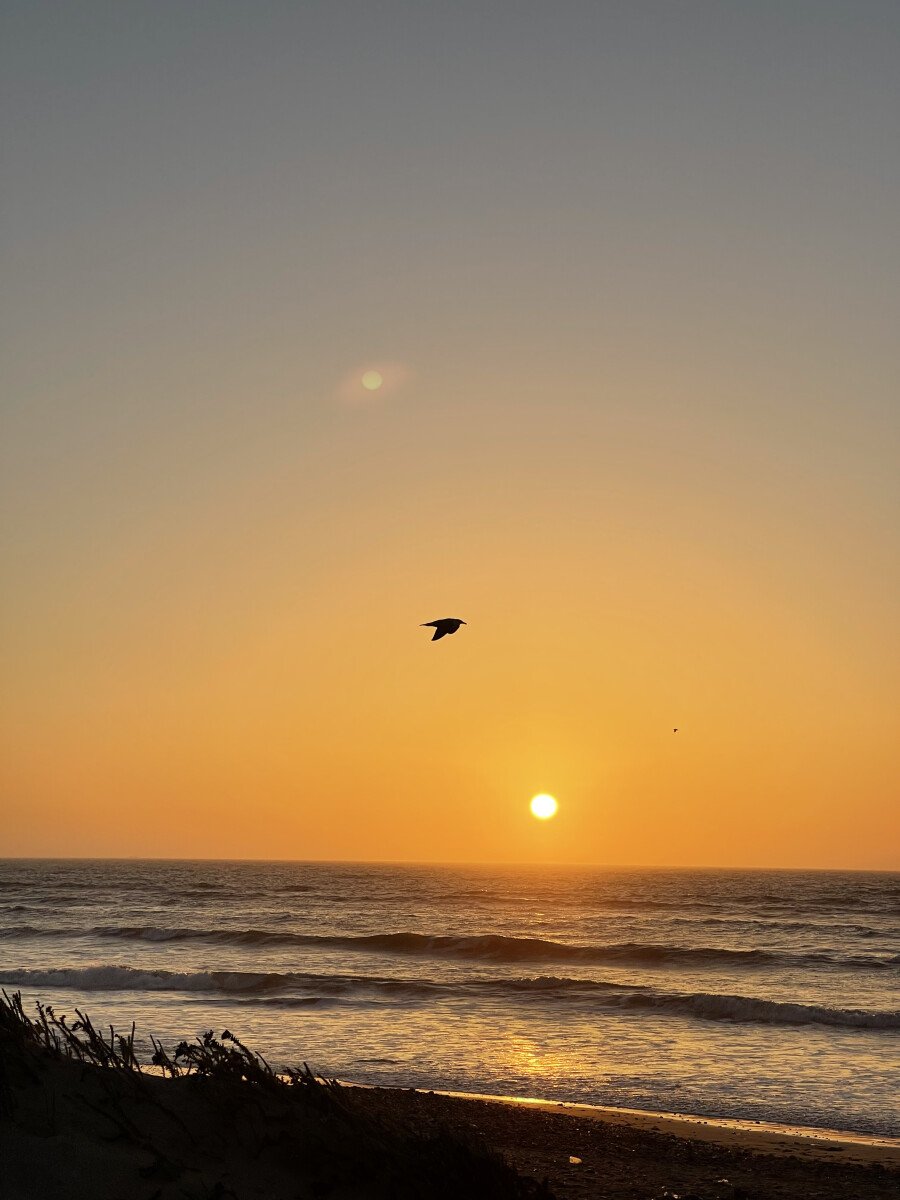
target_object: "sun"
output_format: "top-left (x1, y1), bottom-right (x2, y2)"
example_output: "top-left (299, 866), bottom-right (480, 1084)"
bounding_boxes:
top-left (361, 370), bottom-right (383, 391)
top-left (530, 794), bottom-right (558, 820)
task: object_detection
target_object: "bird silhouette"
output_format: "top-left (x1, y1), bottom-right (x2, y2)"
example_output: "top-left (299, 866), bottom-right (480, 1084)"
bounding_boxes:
top-left (421, 618), bottom-right (467, 641)
top-left (673, 728), bottom-right (679, 733)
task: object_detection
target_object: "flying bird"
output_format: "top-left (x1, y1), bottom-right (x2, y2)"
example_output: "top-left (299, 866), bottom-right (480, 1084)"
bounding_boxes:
top-left (673, 728), bottom-right (679, 733)
top-left (421, 618), bottom-right (467, 641)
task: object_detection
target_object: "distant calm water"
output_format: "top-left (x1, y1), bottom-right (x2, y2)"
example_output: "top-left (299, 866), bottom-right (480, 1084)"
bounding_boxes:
top-left (1, 860), bottom-right (898, 1135)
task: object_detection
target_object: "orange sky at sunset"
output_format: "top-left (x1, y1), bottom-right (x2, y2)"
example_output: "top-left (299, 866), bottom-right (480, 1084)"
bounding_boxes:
top-left (2, 4), bottom-right (898, 867)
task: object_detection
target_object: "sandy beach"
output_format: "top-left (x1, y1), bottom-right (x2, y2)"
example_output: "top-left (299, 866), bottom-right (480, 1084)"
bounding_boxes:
top-left (352, 1087), bottom-right (900, 1198)
top-left (427, 1089), bottom-right (900, 1165)
top-left (2, 994), bottom-right (897, 1200)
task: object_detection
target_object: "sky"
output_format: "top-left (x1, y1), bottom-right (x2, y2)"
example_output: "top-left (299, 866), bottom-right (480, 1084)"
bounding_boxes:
top-left (1, 2), bottom-right (898, 867)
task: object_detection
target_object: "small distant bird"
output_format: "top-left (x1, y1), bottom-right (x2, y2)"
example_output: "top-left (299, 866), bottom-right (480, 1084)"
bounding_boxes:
top-left (673, 728), bottom-right (679, 733)
top-left (421, 618), bottom-right (467, 641)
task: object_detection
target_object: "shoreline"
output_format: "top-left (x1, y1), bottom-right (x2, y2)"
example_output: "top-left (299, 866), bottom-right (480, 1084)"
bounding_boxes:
top-left (349, 1084), bottom-right (900, 1198)
top-left (135, 1066), bottom-right (900, 1159)
top-left (433, 1089), bottom-right (900, 1164)
top-left (347, 1083), bottom-right (900, 1167)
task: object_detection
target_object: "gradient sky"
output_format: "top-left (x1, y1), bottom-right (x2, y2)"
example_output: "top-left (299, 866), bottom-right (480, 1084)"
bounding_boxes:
top-left (2, 2), bottom-right (898, 866)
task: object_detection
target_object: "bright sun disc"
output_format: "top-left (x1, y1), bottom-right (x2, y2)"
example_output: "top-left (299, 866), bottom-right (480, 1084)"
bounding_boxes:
top-left (530, 794), bottom-right (558, 820)
top-left (361, 370), bottom-right (383, 391)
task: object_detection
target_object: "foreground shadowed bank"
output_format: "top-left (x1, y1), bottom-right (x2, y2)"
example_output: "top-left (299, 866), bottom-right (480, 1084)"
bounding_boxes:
top-left (1, 994), bottom-right (897, 1200)
top-left (0, 992), bottom-right (549, 1199)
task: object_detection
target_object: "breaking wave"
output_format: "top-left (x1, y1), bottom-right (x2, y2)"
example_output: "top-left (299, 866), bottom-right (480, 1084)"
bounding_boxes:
top-left (3, 965), bottom-right (898, 1030)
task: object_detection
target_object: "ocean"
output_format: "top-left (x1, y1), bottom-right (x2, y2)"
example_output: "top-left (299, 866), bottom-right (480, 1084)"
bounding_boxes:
top-left (1, 860), bottom-right (897, 1137)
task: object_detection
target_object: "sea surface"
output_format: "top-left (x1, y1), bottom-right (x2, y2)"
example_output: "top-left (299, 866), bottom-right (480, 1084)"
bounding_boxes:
top-left (1, 860), bottom-right (898, 1136)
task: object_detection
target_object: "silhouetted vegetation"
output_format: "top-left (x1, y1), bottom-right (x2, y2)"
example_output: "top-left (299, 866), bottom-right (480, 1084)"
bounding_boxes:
top-left (0, 990), bottom-right (553, 1198)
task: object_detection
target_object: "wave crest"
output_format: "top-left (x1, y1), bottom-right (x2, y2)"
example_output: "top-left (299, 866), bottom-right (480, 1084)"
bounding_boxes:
top-left (2, 965), bottom-right (897, 1030)
top-left (9, 924), bottom-right (892, 971)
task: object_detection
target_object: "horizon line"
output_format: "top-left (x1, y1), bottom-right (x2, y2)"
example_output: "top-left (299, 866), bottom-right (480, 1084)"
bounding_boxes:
top-left (0, 854), bottom-right (896, 873)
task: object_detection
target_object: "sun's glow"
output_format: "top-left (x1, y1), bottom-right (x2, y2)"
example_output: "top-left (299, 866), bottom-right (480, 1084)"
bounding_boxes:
top-left (530, 793), bottom-right (558, 820)
top-left (361, 370), bottom-right (383, 391)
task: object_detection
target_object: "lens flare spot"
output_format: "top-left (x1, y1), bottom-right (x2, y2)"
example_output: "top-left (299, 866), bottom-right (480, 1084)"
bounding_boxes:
top-left (530, 794), bottom-right (558, 820)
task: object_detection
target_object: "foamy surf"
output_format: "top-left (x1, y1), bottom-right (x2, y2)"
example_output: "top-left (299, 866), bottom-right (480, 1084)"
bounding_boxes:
top-left (4, 964), bottom-right (898, 1029)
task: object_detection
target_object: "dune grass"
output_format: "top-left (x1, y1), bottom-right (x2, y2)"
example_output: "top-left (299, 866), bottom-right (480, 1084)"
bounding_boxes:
top-left (0, 990), bottom-right (552, 1198)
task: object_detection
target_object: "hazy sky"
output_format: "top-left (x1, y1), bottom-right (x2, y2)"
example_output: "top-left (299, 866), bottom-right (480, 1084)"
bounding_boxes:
top-left (2, 2), bottom-right (898, 866)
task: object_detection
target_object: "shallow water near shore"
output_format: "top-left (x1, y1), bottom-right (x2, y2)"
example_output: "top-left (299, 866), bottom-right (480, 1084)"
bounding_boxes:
top-left (1, 859), bottom-right (898, 1136)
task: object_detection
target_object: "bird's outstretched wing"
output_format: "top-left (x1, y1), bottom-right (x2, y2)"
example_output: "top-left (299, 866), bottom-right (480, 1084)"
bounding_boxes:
top-left (431, 627), bottom-right (449, 640)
